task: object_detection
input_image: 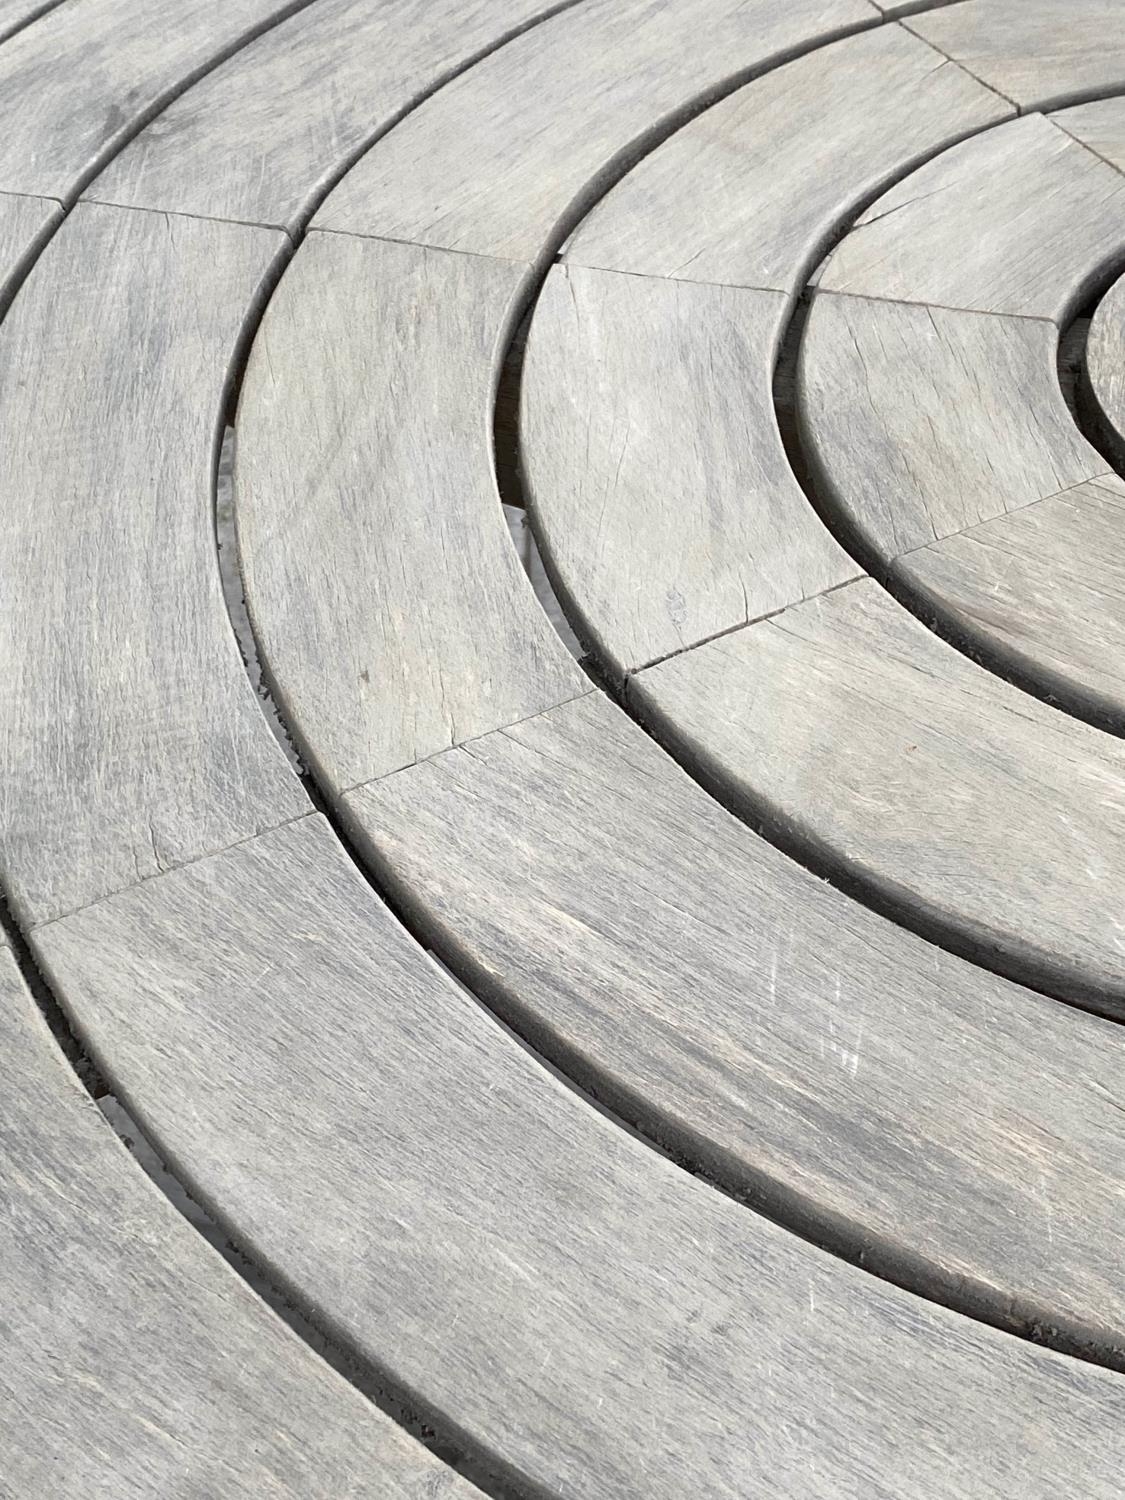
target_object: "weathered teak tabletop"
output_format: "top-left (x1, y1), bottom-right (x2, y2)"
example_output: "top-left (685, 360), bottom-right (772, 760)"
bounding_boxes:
top-left (2, 0), bottom-right (1125, 1494)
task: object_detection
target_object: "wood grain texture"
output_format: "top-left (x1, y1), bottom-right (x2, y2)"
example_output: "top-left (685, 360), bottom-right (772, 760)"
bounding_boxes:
top-left (0, 203), bottom-right (307, 930)
top-left (815, 114), bottom-right (1125, 323)
top-left (236, 232), bottom-right (584, 791)
top-left (0, 0), bottom-right (312, 201)
top-left (1053, 96), bottom-right (1125, 174)
top-left (312, 0), bottom-right (879, 258)
top-left (899, 475), bottom-right (1125, 727)
top-left (345, 693), bottom-right (1125, 1364)
top-left (0, 944), bottom-right (475, 1499)
top-left (521, 265), bottom-right (858, 675)
top-left (1088, 267), bottom-right (1125, 460)
top-left (634, 575), bottom-right (1125, 1010)
top-left (90, 0), bottom-right (569, 232)
top-left (906, 0), bottom-right (1125, 112)
top-left (34, 810), bottom-right (1125, 1496)
top-left (798, 292), bottom-right (1104, 555)
top-left (565, 23), bottom-right (1010, 291)
top-left (0, 0), bottom-right (63, 43)
top-left (0, 188), bottom-right (61, 308)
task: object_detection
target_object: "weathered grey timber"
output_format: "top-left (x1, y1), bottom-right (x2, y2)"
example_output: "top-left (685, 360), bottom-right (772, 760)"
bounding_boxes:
top-left (0, 189), bottom-right (60, 309)
top-left (236, 121), bottom-right (1125, 1353)
top-left (9, 3), bottom-right (1125, 1491)
top-left (33, 810), bottom-right (1125, 1497)
top-left (90, 0), bottom-right (571, 232)
top-left (900, 476), bottom-right (1125, 726)
top-left (520, 27), bottom-right (1008, 672)
top-left (906, 0), bottom-right (1125, 111)
top-left (312, 0), bottom-right (881, 254)
top-left (814, 114), bottom-right (1125, 323)
top-left (1054, 96), bottom-right (1125, 172)
top-left (524, 89), bottom-right (1125, 1009)
top-left (0, 0), bottom-right (312, 200)
top-left (345, 693), bottom-right (1125, 1354)
top-left (0, 0), bottom-right (62, 43)
top-left (798, 293), bottom-right (1104, 555)
top-left (0, 937), bottom-right (476, 1499)
top-left (803, 122), bottom-right (1125, 723)
top-left (564, 23), bottom-right (1011, 291)
top-left (1089, 269), bottom-right (1125, 458)
top-left (237, 233), bottom-right (586, 790)
top-left (521, 264), bottom-right (858, 674)
top-left (632, 576), bottom-right (1125, 1005)
top-left (0, 203), bottom-right (307, 929)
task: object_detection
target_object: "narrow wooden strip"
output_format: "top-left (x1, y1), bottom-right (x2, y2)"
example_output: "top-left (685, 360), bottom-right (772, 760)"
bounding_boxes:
top-left (564, 23), bottom-right (1010, 292)
top-left (815, 114), bottom-right (1125, 323)
top-left (521, 265), bottom-right (858, 675)
top-left (906, 0), bottom-right (1125, 111)
top-left (90, 0), bottom-right (570, 232)
top-left (0, 0), bottom-right (313, 200)
top-left (34, 811), bottom-right (1125, 1496)
top-left (1088, 268), bottom-right (1125, 458)
top-left (633, 575), bottom-right (1125, 1009)
top-left (0, 941), bottom-right (476, 1498)
top-left (312, 0), bottom-right (879, 258)
top-left (236, 232), bottom-right (585, 792)
top-left (898, 475), bottom-right (1125, 727)
top-left (0, 203), bottom-right (306, 929)
top-left (798, 292), bottom-right (1103, 555)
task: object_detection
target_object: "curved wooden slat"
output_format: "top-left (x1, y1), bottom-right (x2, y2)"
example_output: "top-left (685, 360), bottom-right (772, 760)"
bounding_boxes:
top-left (33, 810), bottom-right (1125, 1497)
top-left (0, 203), bottom-right (307, 929)
top-left (906, 0), bottom-right (1125, 111)
top-left (521, 263), bottom-right (858, 676)
top-left (632, 576), bottom-right (1125, 1006)
top-left (237, 234), bottom-right (585, 789)
top-left (0, 0), bottom-right (313, 200)
top-left (0, 938), bottom-right (476, 1499)
top-left (814, 113), bottom-right (1125, 323)
top-left (799, 293), bottom-right (1104, 556)
top-left (565, 23), bottom-right (1010, 293)
top-left (1088, 268), bottom-right (1125, 459)
top-left (900, 475), bottom-right (1125, 727)
top-left (312, 0), bottom-right (881, 255)
top-left (90, 0), bottom-right (571, 232)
